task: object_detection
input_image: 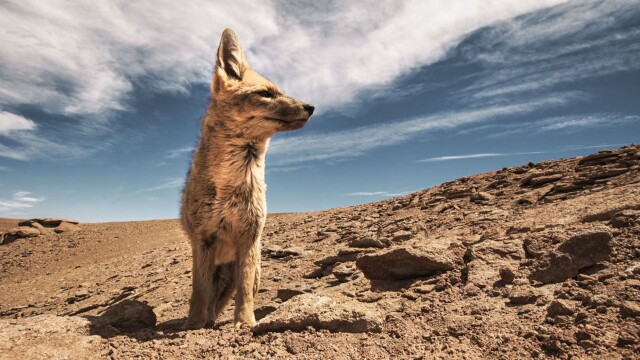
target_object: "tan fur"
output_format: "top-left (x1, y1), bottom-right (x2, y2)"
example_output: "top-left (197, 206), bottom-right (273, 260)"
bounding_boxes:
top-left (181, 28), bottom-right (314, 329)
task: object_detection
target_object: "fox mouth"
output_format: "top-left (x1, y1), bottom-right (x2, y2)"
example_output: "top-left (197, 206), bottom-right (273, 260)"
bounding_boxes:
top-left (264, 117), bottom-right (309, 130)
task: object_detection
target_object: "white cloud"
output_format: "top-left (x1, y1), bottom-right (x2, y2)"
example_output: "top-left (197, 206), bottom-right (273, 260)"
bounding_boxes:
top-left (0, 0), bottom-right (564, 118)
top-left (165, 146), bottom-right (194, 159)
top-left (268, 94), bottom-right (572, 166)
top-left (0, 191), bottom-right (44, 213)
top-left (0, 111), bottom-right (36, 134)
top-left (138, 178), bottom-right (184, 193)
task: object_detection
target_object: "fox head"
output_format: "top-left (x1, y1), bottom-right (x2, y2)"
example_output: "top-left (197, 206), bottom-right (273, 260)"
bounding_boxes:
top-left (208, 28), bottom-right (314, 140)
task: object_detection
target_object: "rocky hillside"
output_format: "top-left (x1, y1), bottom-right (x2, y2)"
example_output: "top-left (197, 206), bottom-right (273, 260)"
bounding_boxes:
top-left (1, 145), bottom-right (639, 359)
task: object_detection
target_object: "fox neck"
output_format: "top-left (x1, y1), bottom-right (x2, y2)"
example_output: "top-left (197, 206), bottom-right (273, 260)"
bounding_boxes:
top-left (197, 116), bottom-right (269, 193)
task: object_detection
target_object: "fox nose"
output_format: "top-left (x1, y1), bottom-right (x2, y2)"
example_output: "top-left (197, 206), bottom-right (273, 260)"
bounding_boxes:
top-left (303, 104), bottom-right (315, 116)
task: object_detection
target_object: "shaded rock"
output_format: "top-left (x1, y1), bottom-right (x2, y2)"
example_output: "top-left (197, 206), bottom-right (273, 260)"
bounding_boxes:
top-left (529, 231), bottom-right (612, 284)
top-left (547, 300), bottom-right (575, 317)
top-left (529, 253), bottom-right (578, 284)
top-left (356, 246), bottom-right (458, 280)
top-left (609, 210), bottom-right (639, 228)
top-left (1, 226), bottom-right (40, 245)
top-left (252, 294), bottom-right (382, 334)
top-left (0, 315), bottom-right (107, 358)
top-left (91, 300), bottom-right (156, 335)
top-left (391, 230), bottom-right (413, 242)
top-left (557, 231), bottom-right (612, 269)
top-left (276, 288), bottom-right (306, 302)
top-left (499, 268), bottom-right (516, 285)
top-left (332, 262), bottom-right (358, 281)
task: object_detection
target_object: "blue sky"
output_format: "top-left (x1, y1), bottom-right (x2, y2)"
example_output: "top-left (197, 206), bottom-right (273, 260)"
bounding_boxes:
top-left (1, 0), bottom-right (639, 222)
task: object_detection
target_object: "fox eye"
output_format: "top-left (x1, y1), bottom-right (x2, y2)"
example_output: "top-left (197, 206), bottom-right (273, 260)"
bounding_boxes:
top-left (256, 90), bottom-right (274, 98)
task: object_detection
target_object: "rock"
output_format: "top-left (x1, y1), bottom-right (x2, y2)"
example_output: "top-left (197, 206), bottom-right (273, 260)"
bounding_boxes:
top-left (54, 221), bottom-right (81, 234)
top-left (499, 268), bottom-right (516, 285)
top-left (263, 246), bottom-right (304, 259)
top-left (252, 294), bottom-right (382, 334)
top-left (609, 210), bottom-right (639, 228)
top-left (529, 231), bottom-right (612, 284)
top-left (529, 253), bottom-right (578, 284)
top-left (0, 315), bottom-right (107, 358)
top-left (276, 288), bottom-right (306, 302)
top-left (91, 300), bottom-right (156, 335)
top-left (620, 301), bottom-right (640, 318)
top-left (391, 230), bottom-right (413, 242)
top-left (356, 246), bottom-right (458, 280)
top-left (470, 191), bottom-right (494, 202)
top-left (30, 222), bottom-right (50, 235)
top-left (1, 226), bottom-right (41, 245)
top-left (8, 226), bottom-right (40, 238)
top-left (547, 300), bottom-right (575, 317)
top-left (557, 231), bottom-right (612, 269)
top-left (508, 287), bottom-right (540, 305)
top-left (348, 237), bottom-right (386, 249)
top-left (332, 262), bottom-right (358, 281)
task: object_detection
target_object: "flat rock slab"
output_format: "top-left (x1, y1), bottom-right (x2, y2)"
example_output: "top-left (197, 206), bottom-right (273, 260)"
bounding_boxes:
top-left (356, 246), bottom-right (458, 280)
top-left (0, 315), bottom-right (107, 359)
top-left (252, 294), bottom-right (382, 334)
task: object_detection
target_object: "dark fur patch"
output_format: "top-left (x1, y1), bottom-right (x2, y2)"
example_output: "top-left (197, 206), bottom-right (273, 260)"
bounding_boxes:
top-left (204, 233), bottom-right (217, 249)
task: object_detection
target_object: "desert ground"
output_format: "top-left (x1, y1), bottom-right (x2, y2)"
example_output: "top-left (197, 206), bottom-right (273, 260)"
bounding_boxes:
top-left (1, 145), bottom-right (639, 359)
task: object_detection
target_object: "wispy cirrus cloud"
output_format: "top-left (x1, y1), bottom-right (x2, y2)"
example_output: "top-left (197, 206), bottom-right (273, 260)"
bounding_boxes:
top-left (268, 94), bottom-right (573, 166)
top-left (137, 178), bottom-right (184, 193)
top-left (479, 114), bottom-right (640, 138)
top-left (417, 152), bottom-right (544, 162)
top-left (457, 1), bottom-right (640, 101)
top-left (345, 191), bottom-right (408, 197)
top-left (0, 191), bottom-right (44, 213)
top-left (165, 146), bottom-right (194, 159)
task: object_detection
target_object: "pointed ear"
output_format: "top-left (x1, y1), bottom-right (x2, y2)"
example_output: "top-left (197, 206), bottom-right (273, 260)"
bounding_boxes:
top-left (215, 28), bottom-right (249, 82)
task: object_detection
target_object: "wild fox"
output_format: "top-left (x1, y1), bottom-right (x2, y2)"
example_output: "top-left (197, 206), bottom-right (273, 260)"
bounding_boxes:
top-left (181, 28), bottom-right (314, 329)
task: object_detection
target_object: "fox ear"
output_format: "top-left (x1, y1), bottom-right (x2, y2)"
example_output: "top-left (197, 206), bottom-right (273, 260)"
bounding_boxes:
top-left (215, 28), bottom-right (248, 82)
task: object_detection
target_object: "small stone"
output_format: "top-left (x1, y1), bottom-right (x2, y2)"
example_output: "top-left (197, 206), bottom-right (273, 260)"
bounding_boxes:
top-left (391, 230), bottom-right (413, 242)
top-left (508, 287), bottom-right (540, 305)
top-left (276, 288), bottom-right (305, 302)
top-left (546, 300), bottom-right (574, 317)
top-left (499, 268), bottom-right (516, 285)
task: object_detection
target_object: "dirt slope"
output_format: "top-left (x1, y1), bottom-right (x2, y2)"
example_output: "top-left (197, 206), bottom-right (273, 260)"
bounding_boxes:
top-left (1, 145), bottom-right (639, 359)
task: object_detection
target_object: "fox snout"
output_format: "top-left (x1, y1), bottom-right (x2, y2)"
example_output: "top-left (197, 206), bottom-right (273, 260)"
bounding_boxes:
top-left (303, 104), bottom-right (315, 116)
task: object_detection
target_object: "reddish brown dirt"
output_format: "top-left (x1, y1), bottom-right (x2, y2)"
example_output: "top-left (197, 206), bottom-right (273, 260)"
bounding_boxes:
top-left (1, 145), bottom-right (639, 359)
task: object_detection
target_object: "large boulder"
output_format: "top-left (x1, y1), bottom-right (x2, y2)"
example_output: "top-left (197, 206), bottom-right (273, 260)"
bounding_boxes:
top-left (0, 226), bottom-right (41, 245)
top-left (356, 245), bottom-right (460, 280)
top-left (252, 294), bottom-right (382, 334)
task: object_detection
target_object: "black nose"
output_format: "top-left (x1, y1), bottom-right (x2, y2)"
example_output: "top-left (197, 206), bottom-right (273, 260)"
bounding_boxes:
top-left (303, 104), bottom-right (315, 116)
